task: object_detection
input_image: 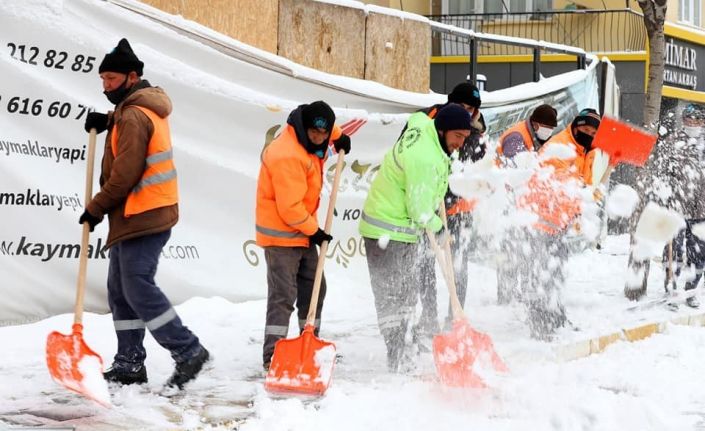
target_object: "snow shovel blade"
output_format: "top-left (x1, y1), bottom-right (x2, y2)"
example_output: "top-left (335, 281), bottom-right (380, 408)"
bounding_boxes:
top-left (592, 115), bottom-right (657, 167)
top-left (46, 323), bottom-right (111, 407)
top-left (264, 325), bottom-right (336, 396)
top-left (432, 319), bottom-right (508, 388)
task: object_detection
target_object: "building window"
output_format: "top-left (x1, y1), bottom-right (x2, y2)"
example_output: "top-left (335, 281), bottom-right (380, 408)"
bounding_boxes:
top-left (680, 0), bottom-right (701, 26)
top-left (442, 0), bottom-right (479, 14)
top-left (441, 0), bottom-right (552, 14)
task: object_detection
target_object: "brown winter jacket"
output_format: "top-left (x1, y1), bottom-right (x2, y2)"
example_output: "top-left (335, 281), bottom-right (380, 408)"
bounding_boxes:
top-left (86, 81), bottom-right (178, 248)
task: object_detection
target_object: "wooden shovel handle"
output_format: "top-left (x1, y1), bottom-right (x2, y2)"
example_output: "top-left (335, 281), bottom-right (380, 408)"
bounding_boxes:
top-left (439, 206), bottom-right (465, 320)
top-left (74, 129), bottom-right (97, 325)
top-left (427, 205), bottom-right (465, 321)
top-left (305, 151), bottom-right (346, 326)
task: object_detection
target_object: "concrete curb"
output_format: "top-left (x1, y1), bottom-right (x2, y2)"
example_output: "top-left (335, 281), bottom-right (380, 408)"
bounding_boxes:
top-left (555, 311), bottom-right (705, 361)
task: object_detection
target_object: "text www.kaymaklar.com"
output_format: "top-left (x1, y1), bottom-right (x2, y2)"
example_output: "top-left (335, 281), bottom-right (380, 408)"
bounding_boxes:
top-left (0, 236), bottom-right (200, 262)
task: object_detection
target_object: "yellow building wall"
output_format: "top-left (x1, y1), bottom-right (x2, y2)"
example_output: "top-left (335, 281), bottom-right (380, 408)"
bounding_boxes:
top-left (359, 0), bottom-right (431, 15)
top-left (666, 0), bottom-right (705, 27)
top-left (471, 11), bottom-right (645, 55)
top-left (554, 0), bottom-right (640, 9)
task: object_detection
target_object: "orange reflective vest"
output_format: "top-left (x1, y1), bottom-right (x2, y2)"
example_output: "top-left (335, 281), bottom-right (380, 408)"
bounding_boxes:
top-left (110, 106), bottom-right (178, 217)
top-left (520, 126), bottom-right (596, 235)
top-left (497, 120), bottom-right (537, 157)
top-left (541, 127), bottom-right (596, 186)
top-left (518, 171), bottom-right (582, 235)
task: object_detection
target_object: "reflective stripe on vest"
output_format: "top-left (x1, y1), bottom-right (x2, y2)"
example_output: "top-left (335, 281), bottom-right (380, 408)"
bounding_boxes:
top-left (111, 106), bottom-right (178, 217)
top-left (256, 225), bottom-right (307, 239)
top-left (361, 211), bottom-right (419, 236)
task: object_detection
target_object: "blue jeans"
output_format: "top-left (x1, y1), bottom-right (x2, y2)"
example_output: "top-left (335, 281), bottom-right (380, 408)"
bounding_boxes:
top-left (107, 230), bottom-right (200, 366)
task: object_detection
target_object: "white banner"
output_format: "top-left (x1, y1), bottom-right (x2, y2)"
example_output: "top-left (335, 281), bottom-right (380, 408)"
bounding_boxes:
top-left (0, 0), bottom-right (600, 325)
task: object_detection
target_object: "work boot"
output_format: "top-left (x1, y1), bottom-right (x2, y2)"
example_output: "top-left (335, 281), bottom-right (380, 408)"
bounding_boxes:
top-left (166, 346), bottom-right (210, 389)
top-left (103, 362), bottom-right (147, 385)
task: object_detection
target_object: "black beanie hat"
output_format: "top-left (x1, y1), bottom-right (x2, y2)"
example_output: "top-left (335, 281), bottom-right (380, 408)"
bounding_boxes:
top-left (447, 82), bottom-right (482, 109)
top-left (530, 104), bottom-right (558, 127)
top-left (98, 38), bottom-right (144, 76)
top-left (572, 108), bottom-right (601, 130)
top-left (434, 104), bottom-right (472, 132)
top-left (302, 101), bottom-right (335, 131)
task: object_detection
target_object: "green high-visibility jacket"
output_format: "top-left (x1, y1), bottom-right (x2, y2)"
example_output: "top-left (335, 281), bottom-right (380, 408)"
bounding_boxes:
top-left (359, 112), bottom-right (450, 243)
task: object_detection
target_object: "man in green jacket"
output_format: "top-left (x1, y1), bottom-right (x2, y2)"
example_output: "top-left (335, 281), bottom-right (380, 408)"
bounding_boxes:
top-left (359, 104), bottom-right (472, 372)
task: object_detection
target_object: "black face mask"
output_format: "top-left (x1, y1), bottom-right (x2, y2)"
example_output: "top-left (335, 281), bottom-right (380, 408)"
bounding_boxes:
top-left (574, 131), bottom-right (594, 151)
top-left (104, 77), bottom-right (131, 105)
top-left (306, 142), bottom-right (327, 159)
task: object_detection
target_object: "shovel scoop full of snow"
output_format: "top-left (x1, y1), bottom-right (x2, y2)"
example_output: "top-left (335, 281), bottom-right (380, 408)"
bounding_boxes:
top-left (264, 324), bottom-right (336, 396)
top-left (592, 116), bottom-right (657, 167)
top-left (46, 323), bottom-right (111, 407)
top-left (432, 319), bottom-right (508, 388)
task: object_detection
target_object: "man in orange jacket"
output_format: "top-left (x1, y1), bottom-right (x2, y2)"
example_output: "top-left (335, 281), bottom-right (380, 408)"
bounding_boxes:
top-left (518, 108), bottom-right (601, 339)
top-left (495, 104), bottom-right (558, 305)
top-left (498, 104), bottom-right (557, 160)
top-left (542, 108), bottom-right (602, 185)
top-left (256, 101), bottom-right (350, 370)
top-left (80, 39), bottom-right (209, 390)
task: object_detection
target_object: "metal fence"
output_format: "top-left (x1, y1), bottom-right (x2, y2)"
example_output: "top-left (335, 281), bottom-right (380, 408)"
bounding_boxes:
top-left (428, 19), bottom-right (588, 84)
top-left (428, 9), bottom-right (647, 56)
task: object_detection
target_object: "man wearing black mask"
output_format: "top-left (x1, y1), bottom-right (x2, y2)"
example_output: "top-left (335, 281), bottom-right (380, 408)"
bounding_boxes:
top-left (542, 108), bottom-right (602, 185)
top-left (81, 38), bottom-right (210, 391)
top-left (256, 100), bottom-right (350, 371)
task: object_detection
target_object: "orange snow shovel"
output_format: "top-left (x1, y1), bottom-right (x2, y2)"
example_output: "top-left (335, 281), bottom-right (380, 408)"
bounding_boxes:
top-left (264, 151), bottom-right (346, 396)
top-left (590, 115), bottom-right (657, 189)
top-left (428, 208), bottom-right (507, 388)
top-left (592, 115), bottom-right (657, 168)
top-left (46, 129), bottom-right (110, 407)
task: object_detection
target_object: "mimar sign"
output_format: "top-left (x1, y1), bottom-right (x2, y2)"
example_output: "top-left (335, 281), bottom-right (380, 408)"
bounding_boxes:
top-left (664, 37), bottom-right (699, 90)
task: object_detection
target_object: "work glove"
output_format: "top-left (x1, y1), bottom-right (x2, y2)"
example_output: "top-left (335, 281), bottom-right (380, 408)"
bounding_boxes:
top-left (84, 112), bottom-right (109, 134)
top-left (78, 209), bottom-right (102, 232)
top-left (309, 228), bottom-right (333, 246)
top-left (332, 133), bottom-right (351, 155)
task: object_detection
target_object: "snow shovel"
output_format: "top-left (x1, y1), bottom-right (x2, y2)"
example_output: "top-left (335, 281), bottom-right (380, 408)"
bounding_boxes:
top-left (46, 129), bottom-right (111, 407)
top-left (264, 151), bottom-right (345, 396)
top-left (592, 115), bottom-right (657, 175)
top-left (428, 208), bottom-right (507, 388)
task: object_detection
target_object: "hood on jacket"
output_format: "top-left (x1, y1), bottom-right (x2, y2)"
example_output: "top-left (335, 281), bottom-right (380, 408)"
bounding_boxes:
top-left (117, 80), bottom-right (172, 119)
top-left (286, 105), bottom-right (331, 157)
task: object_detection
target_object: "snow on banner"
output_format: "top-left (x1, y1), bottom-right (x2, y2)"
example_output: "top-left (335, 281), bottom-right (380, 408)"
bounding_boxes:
top-left (0, 0), bottom-right (599, 325)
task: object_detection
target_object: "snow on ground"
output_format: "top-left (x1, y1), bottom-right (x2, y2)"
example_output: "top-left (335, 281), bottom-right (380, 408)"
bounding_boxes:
top-left (2, 235), bottom-right (705, 430)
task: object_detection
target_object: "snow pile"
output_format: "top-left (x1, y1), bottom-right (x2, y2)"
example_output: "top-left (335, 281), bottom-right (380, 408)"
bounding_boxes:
top-left (78, 355), bottom-right (112, 408)
top-left (314, 345), bottom-right (337, 384)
